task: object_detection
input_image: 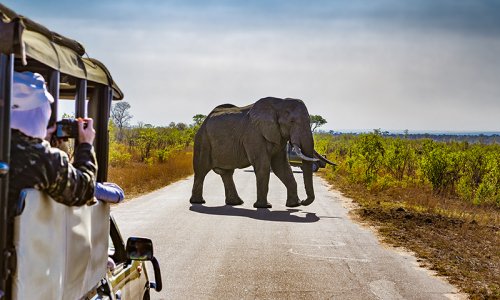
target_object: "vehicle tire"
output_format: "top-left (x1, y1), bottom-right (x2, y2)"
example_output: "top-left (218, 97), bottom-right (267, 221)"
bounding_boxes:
top-left (312, 162), bottom-right (319, 172)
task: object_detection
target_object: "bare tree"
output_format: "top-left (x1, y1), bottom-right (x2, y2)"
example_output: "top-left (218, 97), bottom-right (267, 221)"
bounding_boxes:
top-left (111, 101), bottom-right (133, 141)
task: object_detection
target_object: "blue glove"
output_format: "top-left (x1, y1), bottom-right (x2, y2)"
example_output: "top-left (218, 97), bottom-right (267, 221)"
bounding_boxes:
top-left (95, 182), bottom-right (125, 203)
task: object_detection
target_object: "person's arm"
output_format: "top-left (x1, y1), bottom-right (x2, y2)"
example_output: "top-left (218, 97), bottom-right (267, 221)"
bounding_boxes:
top-left (41, 143), bottom-right (97, 206)
top-left (38, 118), bottom-right (98, 206)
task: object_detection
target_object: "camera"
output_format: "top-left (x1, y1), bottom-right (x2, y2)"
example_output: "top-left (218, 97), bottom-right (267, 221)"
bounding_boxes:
top-left (55, 118), bottom-right (87, 139)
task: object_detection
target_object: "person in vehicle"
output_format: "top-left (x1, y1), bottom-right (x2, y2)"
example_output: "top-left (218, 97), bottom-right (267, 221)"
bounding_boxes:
top-left (8, 71), bottom-right (97, 209)
top-left (45, 124), bottom-right (125, 204)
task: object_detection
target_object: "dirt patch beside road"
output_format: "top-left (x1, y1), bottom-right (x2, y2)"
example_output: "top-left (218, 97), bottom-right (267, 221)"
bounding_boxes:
top-left (321, 173), bottom-right (500, 299)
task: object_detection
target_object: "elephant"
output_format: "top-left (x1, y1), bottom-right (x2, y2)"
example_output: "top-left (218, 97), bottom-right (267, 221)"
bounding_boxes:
top-left (190, 97), bottom-right (320, 208)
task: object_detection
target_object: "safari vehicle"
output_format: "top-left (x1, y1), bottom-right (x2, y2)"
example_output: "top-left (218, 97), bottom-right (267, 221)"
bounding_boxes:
top-left (287, 142), bottom-right (336, 172)
top-left (0, 4), bottom-right (161, 300)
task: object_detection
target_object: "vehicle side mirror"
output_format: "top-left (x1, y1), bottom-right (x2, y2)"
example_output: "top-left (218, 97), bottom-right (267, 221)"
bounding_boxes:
top-left (125, 237), bottom-right (163, 292)
top-left (126, 237), bottom-right (153, 261)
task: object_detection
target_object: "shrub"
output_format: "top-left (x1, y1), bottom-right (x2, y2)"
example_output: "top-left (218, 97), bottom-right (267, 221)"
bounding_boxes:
top-left (354, 132), bottom-right (385, 183)
top-left (384, 138), bottom-right (416, 181)
top-left (420, 145), bottom-right (462, 194)
top-left (156, 149), bottom-right (170, 163)
top-left (317, 132), bottom-right (500, 207)
top-left (473, 151), bottom-right (500, 205)
top-left (109, 142), bottom-right (132, 167)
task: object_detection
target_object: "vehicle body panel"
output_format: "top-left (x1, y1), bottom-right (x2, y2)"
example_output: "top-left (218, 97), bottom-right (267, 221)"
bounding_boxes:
top-left (12, 189), bottom-right (109, 300)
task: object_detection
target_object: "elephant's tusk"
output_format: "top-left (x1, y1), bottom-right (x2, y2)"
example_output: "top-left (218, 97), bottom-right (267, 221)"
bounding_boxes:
top-left (292, 144), bottom-right (319, 162)
top-left (313, 150), bottom-right (337, 166)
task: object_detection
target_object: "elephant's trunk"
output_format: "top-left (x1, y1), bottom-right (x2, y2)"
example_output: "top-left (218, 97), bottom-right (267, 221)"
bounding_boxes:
top-left (291, 135), bottom-right (315, 206)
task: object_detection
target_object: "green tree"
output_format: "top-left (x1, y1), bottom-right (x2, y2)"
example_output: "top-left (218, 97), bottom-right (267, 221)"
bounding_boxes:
top-left (137, 126), bottom-right (158, 161)
top-left (193, 114), bottom-right (207, 126)
top-left (384, 138), bottom-right (415, 180)
top-left (310, 115), bottom-right (327, 132)
top-left (420, 144), bottom-right (462, 194)
top-left (355, 132), bottom-right (385, 183)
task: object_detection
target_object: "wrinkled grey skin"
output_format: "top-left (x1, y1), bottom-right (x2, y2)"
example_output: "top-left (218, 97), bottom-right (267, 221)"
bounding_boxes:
top-left (190, 97), bottom-right (315, 208)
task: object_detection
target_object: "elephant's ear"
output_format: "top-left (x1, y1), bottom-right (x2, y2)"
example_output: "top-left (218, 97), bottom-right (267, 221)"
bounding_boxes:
top-left (249, 98), bottom-right (282, 145)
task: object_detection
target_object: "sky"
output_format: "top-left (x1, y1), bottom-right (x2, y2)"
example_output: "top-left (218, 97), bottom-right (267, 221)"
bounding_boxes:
top-left (4, 0), bottom-right (500, 132)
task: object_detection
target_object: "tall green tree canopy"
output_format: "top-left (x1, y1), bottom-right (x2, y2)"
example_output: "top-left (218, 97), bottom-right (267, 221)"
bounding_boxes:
top-left (193, 114), bottom-right (207, 126)
top-left (310, 115), bottom-right (327, 132)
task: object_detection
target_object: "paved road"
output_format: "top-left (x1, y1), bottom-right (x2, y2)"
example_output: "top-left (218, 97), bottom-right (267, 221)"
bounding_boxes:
top-left (111, 168), bottom-right (462, 300)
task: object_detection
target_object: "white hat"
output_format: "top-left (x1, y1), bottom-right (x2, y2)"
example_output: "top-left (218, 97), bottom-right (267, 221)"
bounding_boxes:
top-left (11, 71), bottom-right (54, 139)
top-left (11, 71), bottom-right (54, 110)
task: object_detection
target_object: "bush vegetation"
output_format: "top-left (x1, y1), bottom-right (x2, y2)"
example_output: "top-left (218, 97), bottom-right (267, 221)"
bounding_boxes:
top-left (106, 120), bottom-right (198, 198)
top-left (316, 130), bottom-right (500, 208)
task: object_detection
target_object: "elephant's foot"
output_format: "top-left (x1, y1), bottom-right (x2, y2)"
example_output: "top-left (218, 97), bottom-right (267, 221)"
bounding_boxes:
top-left (300, 197), bottom-right (315, 206)
top-left (286, 198), bottom-right (301, 208)
top-left (190, 196), bottom-right (206, 204)
top-left (226, 197), bottom-right (244, 206)
top-left (253, 201), bottom-right (272, 208)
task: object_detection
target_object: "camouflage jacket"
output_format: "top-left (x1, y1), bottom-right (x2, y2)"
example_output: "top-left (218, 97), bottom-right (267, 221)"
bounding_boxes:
top-left (8, 129), bottom-right (97, 208)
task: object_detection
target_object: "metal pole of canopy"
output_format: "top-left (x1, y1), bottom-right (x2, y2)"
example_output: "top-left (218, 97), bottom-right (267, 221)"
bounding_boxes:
top-left (73, 79), bottom-right (87, 149)
top-left (88, 85), bottom-right (111, 182)
top-left (97, 86), bottom-right (111, 182)
top-left (48, 70), bottom-right (60, 126)
top-left (75, 79), bottom-right (87, 118)
top-left (0, 53), bottom-right (13, 299)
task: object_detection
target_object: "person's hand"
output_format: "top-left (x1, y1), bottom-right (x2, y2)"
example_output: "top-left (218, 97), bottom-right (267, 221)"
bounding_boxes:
top-left (78, 118), bottom-right (95, 145)
top-left (45, 124), bottom-right (56, 142)
top-left (45, 124), bottom-right (65, 148)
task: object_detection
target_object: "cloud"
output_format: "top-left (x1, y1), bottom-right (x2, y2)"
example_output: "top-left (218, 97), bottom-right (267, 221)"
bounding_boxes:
top-left (4, 0), bottom-right (500, 131)
top-left (92, 23), bottom-right (500, 131)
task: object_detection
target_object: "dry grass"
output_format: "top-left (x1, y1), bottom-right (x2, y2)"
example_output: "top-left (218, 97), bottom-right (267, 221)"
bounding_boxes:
top-left (108, 150), bottom-right (193, 199)
top-left (321, 170), bottom-right (500, 299)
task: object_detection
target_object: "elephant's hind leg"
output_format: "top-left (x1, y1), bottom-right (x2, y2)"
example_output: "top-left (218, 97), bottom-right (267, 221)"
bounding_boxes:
top-left (253, 164), bottom-right (272, 208)
top-left (216, 168), bottom-right (244, 206)
top-left (190, 168), bottom-right (209, 204)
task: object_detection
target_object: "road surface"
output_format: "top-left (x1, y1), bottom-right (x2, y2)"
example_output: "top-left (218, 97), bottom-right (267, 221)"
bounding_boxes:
top-left (111, 168), bottom-right (462, 300)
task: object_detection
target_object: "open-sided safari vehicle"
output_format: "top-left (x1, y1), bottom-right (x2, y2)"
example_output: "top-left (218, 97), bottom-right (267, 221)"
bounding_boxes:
top-left (0, 4), bottom-right (161, 299)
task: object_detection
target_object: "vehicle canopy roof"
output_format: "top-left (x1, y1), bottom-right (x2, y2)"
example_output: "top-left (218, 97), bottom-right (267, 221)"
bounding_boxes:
top-left (0, 3), bottom-right (123, 100)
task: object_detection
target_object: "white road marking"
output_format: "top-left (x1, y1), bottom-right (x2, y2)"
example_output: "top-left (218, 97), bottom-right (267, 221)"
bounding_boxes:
top-left (288, 248), bottom-right (370, 262)
top-left (280, 242), bottom-right (347, 247)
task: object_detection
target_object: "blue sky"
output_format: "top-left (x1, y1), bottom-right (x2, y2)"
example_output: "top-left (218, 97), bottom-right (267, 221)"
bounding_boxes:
top-left (4, 1), bottom-right (500, 132)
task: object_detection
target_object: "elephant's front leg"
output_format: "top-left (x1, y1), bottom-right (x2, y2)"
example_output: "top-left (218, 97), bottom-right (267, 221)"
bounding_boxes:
top-left (217, 168), bottom-right (244, 205)
top-left (253, 163), bottom-right (272, 208)
top-left (271, 152), bottom-right (301, 207)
